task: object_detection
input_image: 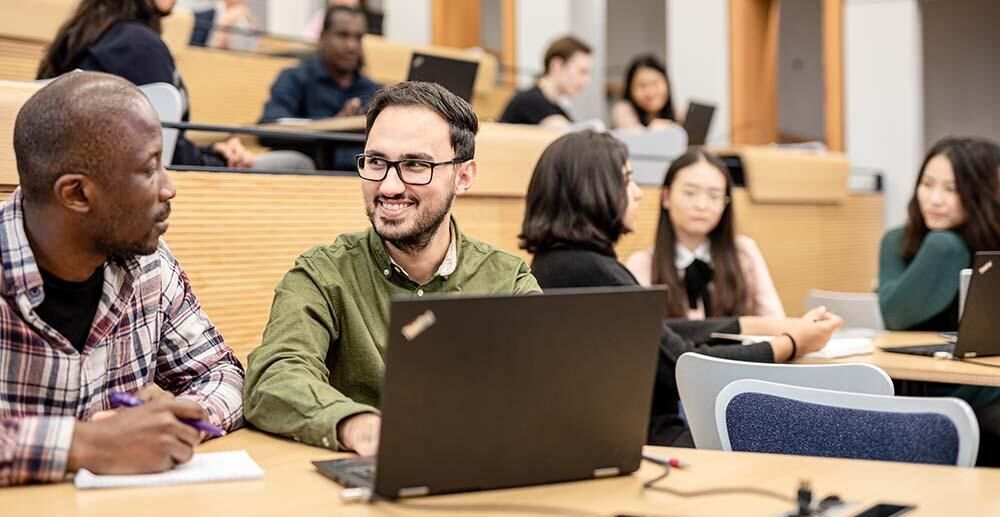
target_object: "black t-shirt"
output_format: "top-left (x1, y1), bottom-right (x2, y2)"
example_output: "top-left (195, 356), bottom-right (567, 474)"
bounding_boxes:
top-left (36, 266), bottom-right (105, 353)
top-left (499, 86), bottom-right (571, 125)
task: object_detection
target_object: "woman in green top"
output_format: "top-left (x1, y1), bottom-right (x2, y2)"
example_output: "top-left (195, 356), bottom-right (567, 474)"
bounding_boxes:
top-left (879, 136), bottom-right (1000, 466)
top-left (879, 137), bottom-right (1000, 331)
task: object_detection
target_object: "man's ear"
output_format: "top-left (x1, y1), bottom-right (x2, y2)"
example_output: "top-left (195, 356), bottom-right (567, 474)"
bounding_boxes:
top-left (52, 174), bottom-right (94, 215)
top-left (454, 159), bottom-right (477, 195)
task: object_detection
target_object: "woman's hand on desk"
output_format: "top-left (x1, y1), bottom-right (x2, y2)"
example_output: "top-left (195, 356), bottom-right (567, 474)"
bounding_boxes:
top-left (779, 307), bottom-right (844, 361)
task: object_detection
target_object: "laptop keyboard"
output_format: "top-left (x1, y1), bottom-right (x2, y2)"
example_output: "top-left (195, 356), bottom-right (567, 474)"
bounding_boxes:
top-left (345, 464), bottom-right (376, 482)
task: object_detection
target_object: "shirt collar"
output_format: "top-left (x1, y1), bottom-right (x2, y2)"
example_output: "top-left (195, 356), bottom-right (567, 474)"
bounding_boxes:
top-left (675, 240), bottom-right (712, 271)
top-left (369, 216), bottom-right (462, 284)
top-left (308, 55), bottom-right (363, 89)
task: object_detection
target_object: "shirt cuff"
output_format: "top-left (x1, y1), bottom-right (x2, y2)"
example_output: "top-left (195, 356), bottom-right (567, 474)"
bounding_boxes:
top-left (13, 416), bottom-right (75, 485)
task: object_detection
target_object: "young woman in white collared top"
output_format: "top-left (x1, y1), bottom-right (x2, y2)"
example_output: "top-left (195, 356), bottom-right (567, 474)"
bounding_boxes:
top-left (625, 149), bottom-right (784, 319)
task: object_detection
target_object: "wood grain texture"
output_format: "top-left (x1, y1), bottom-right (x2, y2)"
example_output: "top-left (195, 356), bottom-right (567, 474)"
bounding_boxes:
top-left (798, 332), bottom-right (1000, 387)
top-left (735, 146), bottom-right (851, 203)
top-left (432, 0), bottom-right (481, 49)
top-left (729, 0), bottom-right (780, 145)
top-left (823, 0), bottom-right (845, 152)
top-left (5, 429), bottom-right (1000, 516)
top-left (0, 80), bottom-right (43, 185)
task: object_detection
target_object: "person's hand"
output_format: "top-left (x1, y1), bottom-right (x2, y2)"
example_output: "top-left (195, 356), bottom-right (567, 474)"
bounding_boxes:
top-left (211, 136), bottom-right (256, 168)
top-left (337, 98), bottom-right (362, 117)
top-left (90, 384), bottom-right (175, 421)
top-left (337, 413), bottom-right (381, 456)
top-left (219, 4), bottom-right (254, 27)
top-left (785, 307), bottom-right (844, 356)
top-left (68, 398), bottom-right (209, 475)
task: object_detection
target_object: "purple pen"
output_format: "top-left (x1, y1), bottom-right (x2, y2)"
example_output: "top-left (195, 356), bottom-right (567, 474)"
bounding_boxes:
top-left (109, 391), bottom-right (226, 437)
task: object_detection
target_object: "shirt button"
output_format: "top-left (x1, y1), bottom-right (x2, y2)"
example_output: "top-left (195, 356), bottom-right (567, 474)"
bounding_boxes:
top-left (416, 289), bottom-right (424, 297)
top-left (383, 269), bottom-right (390, 277)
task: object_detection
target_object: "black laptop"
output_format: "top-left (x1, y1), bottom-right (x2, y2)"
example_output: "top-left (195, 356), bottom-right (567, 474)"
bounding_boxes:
top-left (407, 52), bottom-right (479, 103)
top-left (882, 251), bottom-right (1000, 359)
top-left (683, 101), bottom-right (716, 146)
top-left (313, 286), bottom-right (666, 500)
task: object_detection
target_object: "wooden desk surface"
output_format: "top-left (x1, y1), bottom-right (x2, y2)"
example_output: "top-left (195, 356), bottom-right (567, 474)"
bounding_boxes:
top-left (6, 429), bottom-right (999, 516)
top-left (796, 331), bottom-right (1000, 387)
top-left (255, 115), bottom-right (367, 133)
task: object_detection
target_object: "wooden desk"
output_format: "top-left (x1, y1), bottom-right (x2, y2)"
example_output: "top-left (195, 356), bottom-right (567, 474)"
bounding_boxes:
top-left (797, 332), bottom-right (1000, 387)
top-left (6, 429), bottom-right (999, 516)
top-left (256, 115), bottom-right (367, 133)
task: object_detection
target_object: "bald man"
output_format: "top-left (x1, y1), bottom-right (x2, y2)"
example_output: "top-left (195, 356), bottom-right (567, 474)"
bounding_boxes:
top-left (0, 72), bottom-right (244, 487)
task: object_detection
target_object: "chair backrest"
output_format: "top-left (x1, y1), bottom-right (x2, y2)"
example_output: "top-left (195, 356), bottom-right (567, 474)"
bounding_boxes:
top-left (804, 289), bottom-right (885, 330)
top-left (676, 352), bottom-right (893, 450)
top-left (137, 82), bottom-right (183, 166)
top-left (716, 379), bottom-right (979, 467)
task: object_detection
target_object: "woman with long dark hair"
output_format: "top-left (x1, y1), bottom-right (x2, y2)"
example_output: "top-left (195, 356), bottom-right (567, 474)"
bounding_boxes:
top-left (879, 137), bottom-right (1000, 330)
top-left (625, 149), bottom-right (783, 319)
top-left (38, 0), bottom-right (312, 171)
top-left (611, 54), bottom-right (677, 130)
top-left (879, 137), bottom-right (1000, 466)
top-left (521, 130), bottom-right (841, 446)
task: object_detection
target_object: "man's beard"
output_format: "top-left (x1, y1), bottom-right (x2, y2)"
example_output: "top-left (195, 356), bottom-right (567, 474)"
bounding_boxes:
top-left (367, 190), bottom-right (454, 254)
top-left (93, 204), bottom-right (169, 259)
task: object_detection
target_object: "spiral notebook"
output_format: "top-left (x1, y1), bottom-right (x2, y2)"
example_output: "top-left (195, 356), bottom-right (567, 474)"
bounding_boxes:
top-left (74, 450), bottom-right (264, 489)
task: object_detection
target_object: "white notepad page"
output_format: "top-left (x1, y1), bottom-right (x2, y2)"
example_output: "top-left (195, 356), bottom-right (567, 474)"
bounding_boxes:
top-left (75, 450), bottom-right (264, 489)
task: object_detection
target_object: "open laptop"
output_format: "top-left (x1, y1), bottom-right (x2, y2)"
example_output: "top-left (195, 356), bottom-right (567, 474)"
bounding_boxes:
top-left (683, 101), bottom-right (716, 146)
top-left (313, 286), bottom-right (666, 500)
top-left (882, 251), bottom-right (1000, 358)
top-left (406, 52), bottom-right (479, 103)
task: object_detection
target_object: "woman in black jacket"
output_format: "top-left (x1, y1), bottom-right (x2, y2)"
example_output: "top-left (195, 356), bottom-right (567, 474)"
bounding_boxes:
top-left (519, 131), bottom-right (842, 446)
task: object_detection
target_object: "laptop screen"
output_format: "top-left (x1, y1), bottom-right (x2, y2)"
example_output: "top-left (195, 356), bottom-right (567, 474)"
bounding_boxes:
top-left (406, 53), bottom-right (479, 103)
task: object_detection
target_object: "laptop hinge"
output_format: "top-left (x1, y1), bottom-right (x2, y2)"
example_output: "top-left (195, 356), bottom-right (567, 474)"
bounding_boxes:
top-left (397, 486), bottom-right (430, 498)
top-left (963, 352), bottom-right (978, 358)
top-left (593, 467), bottom-right (620, 478)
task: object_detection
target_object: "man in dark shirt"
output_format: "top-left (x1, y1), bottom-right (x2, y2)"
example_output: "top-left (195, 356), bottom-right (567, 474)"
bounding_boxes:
top-left (499, 35), bottom-right (592, 127)
top-left (259, 6), bottom-right (382, 122)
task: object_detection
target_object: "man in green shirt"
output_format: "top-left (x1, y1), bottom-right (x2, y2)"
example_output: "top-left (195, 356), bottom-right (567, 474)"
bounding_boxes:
top-left (244, 82), bottom-right (541, 456)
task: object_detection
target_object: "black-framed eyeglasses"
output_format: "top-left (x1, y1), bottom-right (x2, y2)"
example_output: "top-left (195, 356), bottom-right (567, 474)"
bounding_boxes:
top-left (355, 153), bottom-right (467, 186)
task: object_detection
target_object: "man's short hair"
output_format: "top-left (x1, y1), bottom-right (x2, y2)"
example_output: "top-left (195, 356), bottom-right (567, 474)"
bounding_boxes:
top-left (543, 35), bottom-right (591, 74)
top-left (365, 81), bottom-right (479, 161)
top-left (321, 5), bottom-right (365, 33)
top-left (13, 71), bottom-right (151, 202)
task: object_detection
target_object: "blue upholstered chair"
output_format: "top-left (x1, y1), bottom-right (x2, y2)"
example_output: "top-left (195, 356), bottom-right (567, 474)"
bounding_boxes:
top-left (677, 353), bottom-right (894, 450)
top-left (716, 379), bottom-right (979, 467)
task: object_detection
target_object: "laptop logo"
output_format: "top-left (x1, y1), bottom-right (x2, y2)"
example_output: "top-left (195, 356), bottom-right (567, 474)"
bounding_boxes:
top-left (979, 260), bottom-right (993, 275)
top-left (401, 310), bottom-right (436, 341)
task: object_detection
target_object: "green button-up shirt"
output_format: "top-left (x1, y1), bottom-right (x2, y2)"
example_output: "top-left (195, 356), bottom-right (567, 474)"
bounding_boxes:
top-left (244, 220), bottom-right (540, 450)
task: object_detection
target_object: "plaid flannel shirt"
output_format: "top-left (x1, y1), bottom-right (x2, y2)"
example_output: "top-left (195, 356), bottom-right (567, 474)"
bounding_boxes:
top-left (0, 189), bottom-right (244, 486)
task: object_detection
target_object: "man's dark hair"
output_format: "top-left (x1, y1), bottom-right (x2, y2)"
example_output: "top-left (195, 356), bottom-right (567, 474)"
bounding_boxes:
top-left (14, 71), bottom-right (151, 202)
top-left (543, 35), bottom-right (591, 74)
top-left (519, 130), bottom-right (630, 255)
top-left (365, 81), bottom-right (479, 160)
top-left (321, 5), bottom-right (366, 34)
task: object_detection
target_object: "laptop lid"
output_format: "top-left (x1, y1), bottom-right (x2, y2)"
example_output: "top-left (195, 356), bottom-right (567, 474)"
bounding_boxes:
top-left (683, 101), bottom-right (716, 146)
top-left (406, 53), bottom-right (479, 103)
top-left (373, 286), bottom-right (666, 498)
top-left (954, 252), bottom-right (1000, 358)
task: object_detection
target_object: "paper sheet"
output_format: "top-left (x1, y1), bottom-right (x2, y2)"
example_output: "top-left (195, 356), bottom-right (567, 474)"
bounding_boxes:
top-left (75, 450), bottom-right (264, 489)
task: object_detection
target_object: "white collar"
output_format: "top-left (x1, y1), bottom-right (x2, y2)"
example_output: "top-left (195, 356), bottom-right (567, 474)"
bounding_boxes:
top-left (389, 224), bottom-right (458, 280)
top-left (675, 241), bottom-right (712, 271)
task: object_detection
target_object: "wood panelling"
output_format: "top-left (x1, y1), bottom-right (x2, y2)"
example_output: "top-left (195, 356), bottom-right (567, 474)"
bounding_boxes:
top-left (432, 0), bottom-right (481, 49)
top-left (0, 81), bottom-right (43, 185)
top-left (729, 0), bottom-right (780, 145)
top-left (823, 0), bottom-right (845, 151)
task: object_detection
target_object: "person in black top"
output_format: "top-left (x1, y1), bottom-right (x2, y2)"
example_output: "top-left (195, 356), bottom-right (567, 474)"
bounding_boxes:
top-left (519, 130), bottom-right (843, 446)
top-left (37, 0), bottom-right (313, 172)
top-left (499, 35), bottom-right (591, 127)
